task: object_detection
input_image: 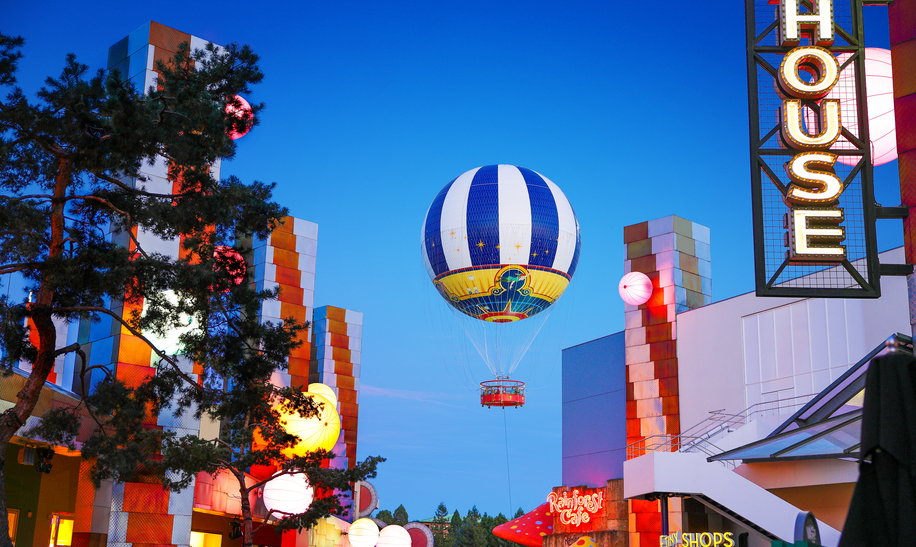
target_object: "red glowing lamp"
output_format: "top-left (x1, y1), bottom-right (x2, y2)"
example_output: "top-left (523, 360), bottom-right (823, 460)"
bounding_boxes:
top-left (225, 95), bottom-right (252, 140)
top-left (213, 246), bottom-right (246, 290)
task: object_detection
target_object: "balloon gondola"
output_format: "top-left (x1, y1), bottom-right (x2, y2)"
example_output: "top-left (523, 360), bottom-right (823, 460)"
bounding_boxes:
top-left (480, 377), bottom-right (526, 408)
top-left (421, 165), bottom-right (581, 407)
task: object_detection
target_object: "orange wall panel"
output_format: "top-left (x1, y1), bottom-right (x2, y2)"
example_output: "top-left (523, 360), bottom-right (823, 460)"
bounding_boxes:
top-left (336, 375), bottom-right (355, 390)
top-left (125, 512), bottom-right (174, 544)
top-left (334, 362), bottom-right (353, 377)
top-left (117, 335), bottom-right (153, 366)
top-left (280, 302), bottom-right (308, 323)
top-left (329, 333), bottom-right (349, 348)
top-left (275, 264), bottom-right (302, 287)
top-left (270, 230), bottom-right (297, 252)
top-left (123, 483), bottom-right (170, 513)
top-left (272, 248), bottom-right (299, 269)
top-left (278, 285), bottom-right (304, 305)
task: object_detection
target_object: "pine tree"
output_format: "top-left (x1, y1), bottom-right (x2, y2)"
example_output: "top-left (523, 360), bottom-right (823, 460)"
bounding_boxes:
top-left (451, 509), bottom-right (464, 531)
top-left (377, 509), bottom-right (395, 525)
top-left (432, 502), bottom-right (451, 547)
top-left (454, 514), bottom-right (488, 547)
top-left (393, 504), bottom-right (410, 526)
top-left (0, 33), bottom-right (382, 547)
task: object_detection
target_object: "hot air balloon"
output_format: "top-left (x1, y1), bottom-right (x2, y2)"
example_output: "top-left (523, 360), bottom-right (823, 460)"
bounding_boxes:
top-left (421, 165), bottom-right (581, 407)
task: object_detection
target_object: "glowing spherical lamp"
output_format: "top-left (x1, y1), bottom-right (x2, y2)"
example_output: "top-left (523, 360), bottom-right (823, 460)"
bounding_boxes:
top-left (308, 383), bottom-right (338, 408)
top-left (254, 393), bottom-right (342, 458)
top-left (804, 48), bottom-right (896, 166)
top-left (225, 95), bottom-right (253, 140)
top-left (282, 393), bottom-right (341, 456)
top-left (619, 272), bottom-right (653, 306)
top-left (377, 525), bottom-right (411, 547)
top-left (348, 518), bottom-right (380, 547)
top-left (262, 472), bottom-right (313, 515)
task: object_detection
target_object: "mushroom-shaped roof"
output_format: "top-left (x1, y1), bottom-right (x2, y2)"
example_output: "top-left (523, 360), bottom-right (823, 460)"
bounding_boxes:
top-left (492, 503), bottom-right (554, 547)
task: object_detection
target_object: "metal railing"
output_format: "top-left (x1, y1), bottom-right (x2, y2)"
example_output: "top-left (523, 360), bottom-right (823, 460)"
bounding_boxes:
top-left (625, 392), bottom-right (817, 466)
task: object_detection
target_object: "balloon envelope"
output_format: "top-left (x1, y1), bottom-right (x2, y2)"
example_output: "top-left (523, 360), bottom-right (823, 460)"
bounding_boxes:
top-left (421, 165), bottom-right (581, 323)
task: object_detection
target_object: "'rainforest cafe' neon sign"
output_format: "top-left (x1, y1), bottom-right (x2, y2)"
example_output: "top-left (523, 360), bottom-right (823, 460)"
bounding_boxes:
top-left (546, 489), bottom-right (605, 526)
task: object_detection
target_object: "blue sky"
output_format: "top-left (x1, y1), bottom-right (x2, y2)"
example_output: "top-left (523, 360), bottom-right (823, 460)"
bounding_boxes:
top-left (6, 0), bottom-right (901, 521)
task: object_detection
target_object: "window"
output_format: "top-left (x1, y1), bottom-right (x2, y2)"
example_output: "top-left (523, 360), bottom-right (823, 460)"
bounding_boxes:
top-left (191, 531), bottom-right (223, 547)
top-left (7, 509), bottom-right (18, 546)
top-left (49, 513), bottom-right (74, 547)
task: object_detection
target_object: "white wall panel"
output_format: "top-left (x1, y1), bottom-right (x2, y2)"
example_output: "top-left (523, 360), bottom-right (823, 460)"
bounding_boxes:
top-left (790, 302), bottom-right (811, 374)
top-left (743, 316), bottom-right (760, 385)
top-left (758, 312), bottom-right (777, 382)
top-left (825, 299), bottom-right (848, 368)
top-left (774, 306), bottom-right (794, 379)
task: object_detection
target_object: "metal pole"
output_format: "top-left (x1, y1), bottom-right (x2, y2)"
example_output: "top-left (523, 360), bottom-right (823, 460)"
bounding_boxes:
top-left (660, 494), bottom-right (669, 536)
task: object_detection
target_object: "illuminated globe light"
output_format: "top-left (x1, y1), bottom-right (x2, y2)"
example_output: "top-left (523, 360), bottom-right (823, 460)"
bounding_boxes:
top-left (262, 472), bottom-right (313, 515)
top-left (225, 95), bottom-right (253, 140)
top-left (618, 271), bottom-right (653, 306)
top-left (805, 48), bottom-right (896, 166)
top-left (377, 525), bottom-right (411, 547)
top-left (308, 383), bottom-right (338, 408)
top-left (254, 393), bottom-right (342, 458)
top-left (142, 290), bottom-right (196, 356)
top-left (348, 518), bottom-right (380, 547)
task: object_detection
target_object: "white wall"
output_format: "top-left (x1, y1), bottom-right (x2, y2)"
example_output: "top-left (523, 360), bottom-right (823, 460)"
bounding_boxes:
top-left (677, 248), bottom-right (910, 432)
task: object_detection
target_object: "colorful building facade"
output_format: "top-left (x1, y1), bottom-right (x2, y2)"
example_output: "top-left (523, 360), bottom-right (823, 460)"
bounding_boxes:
top-left (3, 21), bottom-right (363, 547)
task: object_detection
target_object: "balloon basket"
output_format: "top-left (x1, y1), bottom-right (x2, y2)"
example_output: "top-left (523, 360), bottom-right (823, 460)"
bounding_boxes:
top-left (480, 378), bottom-right (525, 408)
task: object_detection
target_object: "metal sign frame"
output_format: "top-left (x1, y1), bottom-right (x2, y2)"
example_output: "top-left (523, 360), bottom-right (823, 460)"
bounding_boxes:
top-left (746, 0), bottom-right (881, 298)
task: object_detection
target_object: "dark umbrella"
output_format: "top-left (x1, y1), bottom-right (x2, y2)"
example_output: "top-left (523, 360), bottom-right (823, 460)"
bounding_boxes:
top-left (839, 352), bottom-right (916, 547)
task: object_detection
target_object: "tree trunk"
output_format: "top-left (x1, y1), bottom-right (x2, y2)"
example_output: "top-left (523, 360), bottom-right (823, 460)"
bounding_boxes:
top-left (235, 469), bottom-right (255, 547)
top-left (0, 158), bottom-right (71, 547)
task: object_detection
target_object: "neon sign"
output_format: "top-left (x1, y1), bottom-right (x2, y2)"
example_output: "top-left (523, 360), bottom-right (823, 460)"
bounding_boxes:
top-left (777, 0), bottom-right (848, 263)
top-left (546, 489), bottom-right (605, 527)
top-left (659, 532), bottom-right (735, 547)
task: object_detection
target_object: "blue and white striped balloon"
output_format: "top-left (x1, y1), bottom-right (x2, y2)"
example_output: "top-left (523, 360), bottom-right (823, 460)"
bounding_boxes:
top-left (421, 165), bottom-right (580, 322)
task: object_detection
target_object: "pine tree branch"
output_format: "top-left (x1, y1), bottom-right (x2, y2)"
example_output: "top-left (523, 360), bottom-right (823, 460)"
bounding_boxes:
top-left (0, 194), bottom-right (53, 203)
top-left (0, 263), bottom-right (40, 275)
top-left (56, 305), bottom-right (202, 391)
top-left (64, 195), bottom-right (149, 259)
top-left (52, 342), bottom-right (80, 357)
top-left (92, 171), bottom-right (199, 200)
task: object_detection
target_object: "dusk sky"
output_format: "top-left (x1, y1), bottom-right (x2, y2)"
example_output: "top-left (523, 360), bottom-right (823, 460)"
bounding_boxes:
top-left (5, 0), bottom-right (902, 522)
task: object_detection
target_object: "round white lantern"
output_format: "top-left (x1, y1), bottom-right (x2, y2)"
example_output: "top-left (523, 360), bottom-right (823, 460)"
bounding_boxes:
top-left (262, 472), bottom-right (313, 515)
top-left (349, 518), bottom-right (380, 547)
top-left (618, 272), bottom-right (653, 306)
top-left (308, 382), bottom-right (339, 408)
top-left (377, 525), bottom-right (411, 547)
top-left (804, 48), bottom-right (896, 166)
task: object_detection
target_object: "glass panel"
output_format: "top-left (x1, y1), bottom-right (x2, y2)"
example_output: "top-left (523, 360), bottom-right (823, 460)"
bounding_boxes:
top-left (780, 420), bottom-right (862, 458)
top-left (716, 412), bottom-right (861, 460)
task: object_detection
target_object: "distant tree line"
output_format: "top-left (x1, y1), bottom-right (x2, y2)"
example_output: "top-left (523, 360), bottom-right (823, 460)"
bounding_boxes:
top-left (374, 503), bottom-right (526, 547)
